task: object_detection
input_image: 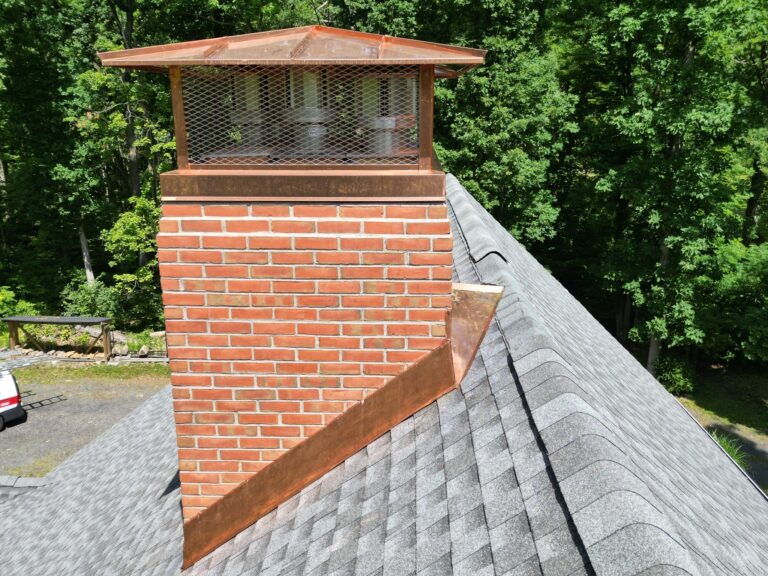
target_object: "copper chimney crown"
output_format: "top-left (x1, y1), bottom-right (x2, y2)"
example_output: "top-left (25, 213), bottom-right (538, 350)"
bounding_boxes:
top-left (99, 25), bottom-right (485, 198)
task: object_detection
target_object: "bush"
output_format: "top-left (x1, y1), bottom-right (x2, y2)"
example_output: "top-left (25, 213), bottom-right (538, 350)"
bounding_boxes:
top-left (60, 274), bottom-right (118, 319)
top-left (654, 355), bottom-right (695, 395)
top-left (0, 286), bottom-right (38, 319)
top-left (710, 429), bottom-right (750, 471)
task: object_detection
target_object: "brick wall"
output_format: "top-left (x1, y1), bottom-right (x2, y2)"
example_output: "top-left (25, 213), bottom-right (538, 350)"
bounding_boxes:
top-left (157, 201), bottom-right (453, 518)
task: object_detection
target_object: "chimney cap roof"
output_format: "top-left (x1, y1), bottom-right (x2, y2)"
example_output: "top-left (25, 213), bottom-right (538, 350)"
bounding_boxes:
top-left (98, 25), bottom-right (486, 71)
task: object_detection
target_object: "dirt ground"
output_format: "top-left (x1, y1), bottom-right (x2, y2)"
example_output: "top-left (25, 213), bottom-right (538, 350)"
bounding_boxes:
top-left (0, 363), bottom-right (169, 477)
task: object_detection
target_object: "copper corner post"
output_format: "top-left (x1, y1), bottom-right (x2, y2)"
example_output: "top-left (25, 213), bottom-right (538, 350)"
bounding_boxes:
top-left (181, 282), bottom-right (502, 569)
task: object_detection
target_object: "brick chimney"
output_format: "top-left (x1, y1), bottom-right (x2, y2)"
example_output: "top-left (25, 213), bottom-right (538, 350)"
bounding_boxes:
top-left (158, 199), bottom-right (452, 517)
top-left (99, 25), bottom-right (486, 520)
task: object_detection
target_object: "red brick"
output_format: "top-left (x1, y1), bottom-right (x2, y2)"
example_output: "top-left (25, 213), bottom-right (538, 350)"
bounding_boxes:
top-left (210, 321), bottom-right (251, 334)
top-left (272, 252), bottom-right (314, 264)
top-left (251, 205), bottom-right (289, 217)
top-left (303, 401), bottom-right (345, 413)
top-left (363, 281), bottom-right (405, 294)
top-left (387, 237), bottom-right (430, 251)
top-left (238, 413), bottom-right (280, 424)
top-left (187, 334), bottom-right (228, 347)
top-left (206, 265), bottom-right (249, 278)
top-left (228, 279), bottom-right (271, 292)
top-left (295, 267), bottom-right (338, 280)
top-left (277, 389), bottom-right (319, 400)
top-left (223, 251), bottom-right (269, 264)
top-left (163, 204), bottom-right (202, 217)
top-left (407, 221), bottom-right (450, 235)
top-left (293, 205), bottom-right (337, 218)
top-left (184, 279), bottom-right (226, 292)
top-left (273, 280), bottom-right (315, 293)
top-left (298, 349), bottom-right (339, 362)
top-left (410, 252), bottom-right (452, 265)
top-left (431, 267), bottom-right (453, 280)
top-left (213, 375), bottom-right (255, 387)
top-left (428, 205), bottom-right (448, 219)
top-left (250, 265), bottom-right (294, 278)
top-left (341, 237), bottom-right (383, 251)
top-left (318, 336), bottom-right (360, 349)
top-left (432, 237), bottom-right (453, 251)
top-left (282, 414), bottom-right (323, 425)
top-left (342, 266), bottom-right (384, 279)
top-left (387, 266), bottom-right (430, 279)
top-left (174, 400), bottom-right (214, 412)
top-left (163, 292), bottom-right (206, 306)
top-left (178, 250), bottom-right (222, 263)
top-left (322, 389), bottom-right (365, 401)
top-left (388, 324), bottom-right (430, 336)
top-left (362, 252), bottom-right (404, 265)
top-left (319, 309), bottom-right (361, 321)
top-left (251, 322), bottom-right (294, 335)
top-left (158, 235), bottom-right (200, 249)
top-left (182, 220), bottom-right (221, 232)
top-left (207, 293), bottom-right (250, 307)
top-left (318, 221), bottom-right (360, 234)
top-left (318, 281), bottom-right (360, 294)
top-left (342, 295), bottom-right (385, 308)
top-left (274, 308), bottom-right (317, 321)
top-left (276, 362), bottom-right (317, 374)
top-left (339, 206), bottom-right (384, 218)
top-left (316, 251), bottom-right (359, 264)
top-left (169, 347), bottom-right (209, 359)
top-left (295, 237), bottom-right (337, 250)
top-left (365, 221), bottom-right (404, 235)
top-left (235, 389), bottom-right (280, 399)
top-left (249, 236), bottom-right (292, 250)
top-left (364, 337), bottom-right (405, 349)
top-left (272, 336), bottom-right (313, 350)
top-left (251, 294), bottom-right (294, 307)
top-left (226, 220), bottom-right (270, 233)
top-left (408, 281), bottom-right (452, 294)
top-left (408, 337), bottom-right (446, 349)
top-left (388, 350), bottom-right (428, 363)
top-left (298, 323), bottom-right (339, 336)
top-left (210, 348), bottom-right (252, 360)
top-left (204, 205), bottom-right (248, 217)
top-left (160, 264), bottom-right (203, 278)
top-left (342, 350), bottom-right (384, 362)
top-left (272, 220), bottom-right (315, 233)
top-left (386, 205), bottom-right (426, 219)
top-left (319, 363), bottom-right (360, 375)
top-left (202, 236), bottom-right (248, 249)
top-left (166, 320), bottom-right (207, 333)
top-left (300, 376), bottom-right (341, 388)
top-left (192, 389), bottom-right (233, 400)
top-left (296, 295), bottom-right (339, 307)
top-left (364, 309), bottom-right (406, 321)
top-left (255, 376), bottom-right (298, 388)
top-left (343, 323), bottom-right (384, 336)
top-left (187, 308), bottom-right (230, 320)
top-left (260, 401), bottom-right (301, 413)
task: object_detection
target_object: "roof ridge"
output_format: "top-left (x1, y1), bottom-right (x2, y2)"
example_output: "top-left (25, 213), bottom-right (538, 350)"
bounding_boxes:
top-left (446, 175), bottom-right (702, 576)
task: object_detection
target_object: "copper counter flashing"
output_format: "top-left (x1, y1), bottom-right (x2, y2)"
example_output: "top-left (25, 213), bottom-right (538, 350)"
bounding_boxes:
top-left (181, 282), bottom-right (502, 569)
top-left (160, 169), bottom-right (445, 200)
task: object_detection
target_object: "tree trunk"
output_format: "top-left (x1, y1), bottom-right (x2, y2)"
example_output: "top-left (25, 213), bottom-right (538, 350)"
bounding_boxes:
top-left (647, 335), bottom-right (661, 374)
top-left (742, 157), bottom-right (765, 245)
top-left (79, 223), bottom-right (95, 284)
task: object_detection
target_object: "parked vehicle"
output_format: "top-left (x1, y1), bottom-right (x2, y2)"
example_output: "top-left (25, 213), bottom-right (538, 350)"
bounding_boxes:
top-left (0, 370), bottom-right (26, 431)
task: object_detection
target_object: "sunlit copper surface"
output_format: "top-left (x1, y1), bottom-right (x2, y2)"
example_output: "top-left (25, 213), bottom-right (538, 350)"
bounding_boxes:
top-left (159, 169), bottom-right (446, 199)
top-left (450, 283), bottom-right (504, 384)
top-left (98, 25), bottom-right (486, 69)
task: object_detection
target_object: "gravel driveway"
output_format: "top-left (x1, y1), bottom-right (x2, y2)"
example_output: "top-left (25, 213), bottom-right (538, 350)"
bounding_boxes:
top-left (0, 361), bottom-right (168, 477)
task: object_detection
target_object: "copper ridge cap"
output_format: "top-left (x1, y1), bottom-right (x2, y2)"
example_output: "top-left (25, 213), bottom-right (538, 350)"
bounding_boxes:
top-left (97, 25), bottom-right (486, 70)
top-left (181, 282), bottom-right (502, 569)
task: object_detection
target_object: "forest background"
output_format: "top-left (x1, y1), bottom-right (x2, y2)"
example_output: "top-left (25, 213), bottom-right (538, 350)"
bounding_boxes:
top-left (0, 0), bottom-right (766, 388)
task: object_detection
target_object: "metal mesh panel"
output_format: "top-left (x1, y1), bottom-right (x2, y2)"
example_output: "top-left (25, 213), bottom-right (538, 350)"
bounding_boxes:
top-left (181, 65), bottom-right (420, 167)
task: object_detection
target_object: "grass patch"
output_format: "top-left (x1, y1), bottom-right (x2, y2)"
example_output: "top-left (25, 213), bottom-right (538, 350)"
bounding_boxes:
top-left (710, 429), bottom-right (750, 471)
top-left (6, 450), bottom-right (66, 477)
top-left (13, 362), bottom-right (170, 385)
top-left (683, 366), bottom-right (768, 435)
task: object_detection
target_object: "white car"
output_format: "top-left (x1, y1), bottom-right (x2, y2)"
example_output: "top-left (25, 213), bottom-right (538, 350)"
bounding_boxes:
top-left (0, 370), bottom-right (26, 431)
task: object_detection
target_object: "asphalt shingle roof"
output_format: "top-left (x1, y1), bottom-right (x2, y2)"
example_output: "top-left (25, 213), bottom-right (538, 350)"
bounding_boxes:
top-left (1, 175), bottom-right (766, 576)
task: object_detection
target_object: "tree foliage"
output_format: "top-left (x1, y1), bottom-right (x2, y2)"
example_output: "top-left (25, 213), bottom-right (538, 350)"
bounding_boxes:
top-left (0, 0), bottom-right (765, 371)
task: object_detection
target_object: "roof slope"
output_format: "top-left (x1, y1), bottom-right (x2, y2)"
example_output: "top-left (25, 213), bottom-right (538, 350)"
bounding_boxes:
top-left (2, 176), bottom-right (766, 576)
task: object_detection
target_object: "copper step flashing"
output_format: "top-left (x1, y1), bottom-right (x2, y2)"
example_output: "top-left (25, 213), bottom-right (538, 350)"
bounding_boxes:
top-left (450, 283), bottom-right (504, 383)
top-left (181, 282), bottom-right (502, 569)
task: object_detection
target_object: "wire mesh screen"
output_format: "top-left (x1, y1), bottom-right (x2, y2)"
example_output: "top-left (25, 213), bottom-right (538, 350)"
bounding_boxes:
top-left (181, 65), bottom-right (420, 167)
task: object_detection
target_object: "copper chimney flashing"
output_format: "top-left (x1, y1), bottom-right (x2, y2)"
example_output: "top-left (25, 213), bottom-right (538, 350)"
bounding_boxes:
top-left (181, 283), bottom-right (502, 568)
